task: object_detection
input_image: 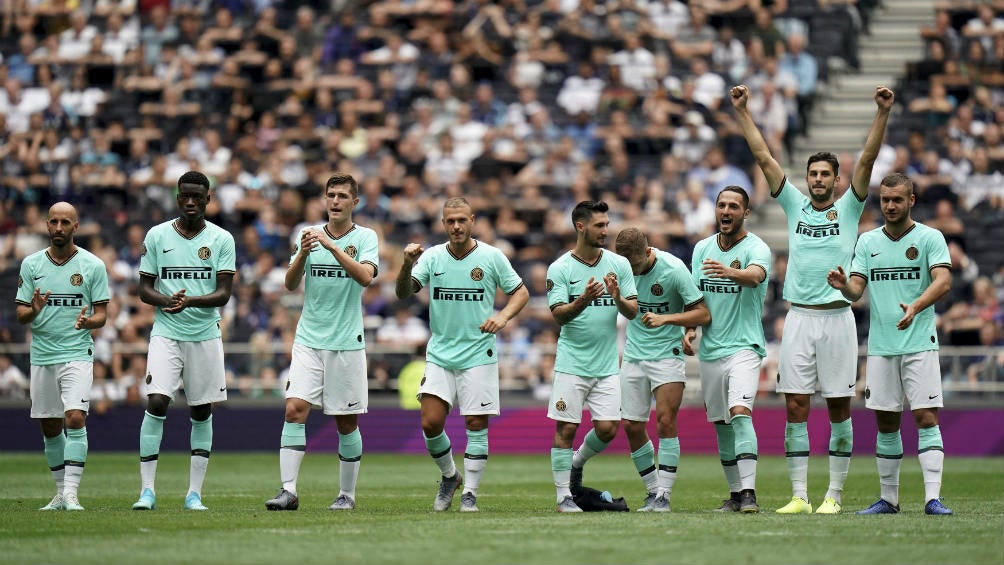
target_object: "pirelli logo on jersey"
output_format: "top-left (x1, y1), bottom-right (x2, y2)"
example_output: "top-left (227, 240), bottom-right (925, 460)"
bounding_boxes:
top-left (161, 266), bottom-right (213, 280)
top-left (870, 267), bottom-right (921, 282)
top-left (795, 221), bottom-right (840, 238)
top-left (432, 287), bottom-right (486, 301)
top-left (311, 264), bottom-right (350, 278)
top-left (699, 279), bottom-right (741, 294)
top-left (639, 300), bottom-right (672, 314)
top-left (569, 293), bottom-right (616, 307)
top-left (45, 293), bottom-right (85, 307)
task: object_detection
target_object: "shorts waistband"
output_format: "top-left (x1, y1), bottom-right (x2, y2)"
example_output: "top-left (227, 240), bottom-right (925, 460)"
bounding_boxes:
top-left (789, 304), bottom-right (852, 317)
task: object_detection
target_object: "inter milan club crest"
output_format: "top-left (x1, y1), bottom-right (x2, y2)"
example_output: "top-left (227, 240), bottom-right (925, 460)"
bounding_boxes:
top-left (651, 283), bottom-right (664, 296)
top-left (905, 246), bottom-right (919, 260)
top-left (198, 246), bottom-right (212, 260)
top-left (555, 398), bottom-right (567, 412)
top-left (545, 279), bottom-right (554, 292)
top-left (70, 273), bottom-right (83, 286)
top-left (730, 260), bottom-right (742, 269)
top-left (471, 267), bottom-right (484, 281)
top-left (139, 243), bottom-right (147, 256)
top-left (344, 245), bottom-right (357, 259)
top-left (826, 209), bottom-right (838, 221)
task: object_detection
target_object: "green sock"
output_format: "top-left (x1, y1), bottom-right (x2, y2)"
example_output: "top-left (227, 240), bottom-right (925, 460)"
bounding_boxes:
top-left (64, 427), bottom-right (88, 464)
top-left (279, 422), bottom-right (306, 493)
top-left (281, 421), bottom-right (306, 449)
top-left (917, 426), bottom-right (944, 502)
top-left (572, 429), bottom-right (609, 468)
top-left (657, 437), bottom-right (680, 495)
top-left (917, 425), bottom-right (943, 453)
top-left (876, 431), bottom-right (903, 505)
top-left (43, 433), bottom-right (66, 470)
top-left (731, 415), bottom-right (758, 491)
top-left (424, 431), bottom-right (456, 477)
top-left (715, 423), bottom-right (739, 493)
top-left (189, 416), bottom-right (213, 496)
top-left (338, 428), bottom-right (362, 497)
top-left (826, 419), bottom-right (853, 501)
top-left (139, 411), bottom-right (165, 459)
top-left (463, 429), bottom-right (488, 495)
top-left (551, 447), bottom-right (574, 501)
top-left (784, 422), bottom-right (809, 500)
top-left (631, 440), bottom-right (657, 494)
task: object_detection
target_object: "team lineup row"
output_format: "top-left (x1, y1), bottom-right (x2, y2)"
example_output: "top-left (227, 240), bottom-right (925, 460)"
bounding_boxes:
top-left (14, 84), bottom-right (953, 516)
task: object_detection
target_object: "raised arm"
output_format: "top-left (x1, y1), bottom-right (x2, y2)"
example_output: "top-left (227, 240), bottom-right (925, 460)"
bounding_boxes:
top-left (730, 84), bottom-right (786, 192)
top-left (850, 86), bottom-right (895, 200)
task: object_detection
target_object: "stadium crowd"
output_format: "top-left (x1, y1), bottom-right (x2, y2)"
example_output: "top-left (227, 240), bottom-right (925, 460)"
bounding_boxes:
top-left (0, 0), bottom-right (1001, 404)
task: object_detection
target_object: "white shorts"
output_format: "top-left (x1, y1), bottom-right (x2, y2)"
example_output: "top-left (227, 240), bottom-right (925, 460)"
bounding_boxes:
top-left (700, 349), bottom-right (762, 423)
top-left (547, 371), bottom-right (621, 423)
top-left (30, 361), bottom-right (92, 418)
top-left (286, 343), bottom-right (368, 415)
top-left (146, 335), bottom-right (227, 406)
top-left (865, 351), bottom-right (944, 412)
top-left (419, 362), bottom-right (500, 416)
top-left (620, 358), bottom-right (686, 422)
top-left (776, 306), bottom-right (857, 397)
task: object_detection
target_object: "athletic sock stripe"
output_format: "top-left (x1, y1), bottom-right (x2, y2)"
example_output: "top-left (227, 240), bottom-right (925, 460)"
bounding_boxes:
top-left (281, 445), bottom-right (306, 452)
top-left (785, 451), bottom-right (810, 457)
top-left (64, 460), bottom-right (85, 467)
top-left (49, 464), bottom-right (66, 472)
top-left (736, 453), bottom-right (758, 461)
top-left (338, 454), bottom-right (362, 462)
top-left (639, 465), bottom-right (657, 477)
top-left (918, 446), bottom-right (944, 454)
top-left (463, 453), bottom-right (488, 460)
top-left (829, 450), bottom-right (852, 458)
top-left (430, 447), bottom-right (451, 459)
top-left (721, 459), bottom-right (738, 467)
top-left (658, 465), bottom-right (678, 473)
top-left (139, 455), bottom-right (159, 463)
top-left (876, 453), bottom-right (904, 459)
top-left (191, 449), bottom-right (211, 458)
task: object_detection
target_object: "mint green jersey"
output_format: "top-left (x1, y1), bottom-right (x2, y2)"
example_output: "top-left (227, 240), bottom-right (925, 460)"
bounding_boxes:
top-left (624, 248), bottom-right (704, 362)
top-left (15, 247), bottom-right (110, 365)
top-left (691, 233), bottom-right (771, 361)
top-left (547, 250), bottom-right (638, 377)
top-left (290, 223), bottom-right (379, 351)
top-left (138, 219), bottom-right (236, 341)
top-left (849, 222), bottom-right (951, 356)
top-left (775, 177), bottom-right (865, 305)
top-left (411, 241), bottom-right (524, 370)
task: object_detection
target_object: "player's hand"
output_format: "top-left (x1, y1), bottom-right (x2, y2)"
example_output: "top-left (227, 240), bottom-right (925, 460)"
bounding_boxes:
top-left (701, 258), bottom-right (730, 279)
top-left (581, 277), bottom-right (604, 301)
top-left (875, 86), bottom-right (895, 110)
top-left (641, 312), bottom-right (666, 328)
top-left (603, 272), bottom-right (620, 300)
top-left (30, 288), bottom-right (51, 314)
top-left (299, 229), bottom-right (321, 255)
top-left (896, 302), bottom-right (917, 330)
top-left (682, 330), bottom-right (697, 356)
top-left (729, 85), bottom-right (749, 110)
top-left (479, 313), bottom-right (508, 334)
top-left (402, 243), bottom-right (424, 266)
top-left (163, 288), bottom-right (188, 314)
top-left (74, 306), bottom-right (90, 330)
top-left (827, 265), bottom-right (848, 290)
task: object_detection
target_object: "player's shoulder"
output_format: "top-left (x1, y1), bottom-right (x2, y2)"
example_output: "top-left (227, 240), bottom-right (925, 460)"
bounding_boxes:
top-left (351, 223), bottom-right (379, 240)
top-left (203, 220), bottom-right (235, 241)
top-left (73, 246), bottom-right (105, 267)
top-left (653, 248), bottom-right (686, 270)
top-left (692, 233), bottom-right (717, 255)
top-left (743, 231), bottom-right (770, 250)
top-left (20, 248), bottom-right (48, 266)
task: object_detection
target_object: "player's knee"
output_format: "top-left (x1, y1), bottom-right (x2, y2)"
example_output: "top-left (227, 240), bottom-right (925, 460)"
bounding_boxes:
top-left (913, 409), bottom-right (938, 429)
top-left (64, 410), bottom-right (86, 429)
top-left (146, 394), bottom-right (170, 417)
top-left (190, 403), bottom-right (212, 422)
top-left (594, 421), bottom-right (619, 442)
top-left (623, 420), bottom-right (646, 439)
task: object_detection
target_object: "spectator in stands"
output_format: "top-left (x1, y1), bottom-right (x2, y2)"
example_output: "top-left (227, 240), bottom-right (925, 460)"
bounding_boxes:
top-left (140, 5), bottom-right (178, 67)
top-left (963, 3), bottom-right (1004, 54)
top-left (609, 33), bottom-right (657, 94)
top-left (920, 9), bottom-right (962, 59)
top-left (673, 110), bottom-right (717, 166)
top-left (671, 3), bottom-right (716, 63)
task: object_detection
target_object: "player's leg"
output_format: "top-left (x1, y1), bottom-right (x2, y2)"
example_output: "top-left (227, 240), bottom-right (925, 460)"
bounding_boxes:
top-left (461, 415), bottom-right (488, 512)
top-left (701, 357), bottom-right (739, 511)
top-left (264, 397), bottom-right (310, 511)
top-left (816, 307), bottom-right (858, 514)
top-left (182, 338), bottom-right (227, 511)
top-left (419, 363), bottom-right (461, 511)
top-left (134, 336), bottom-right (182, 510)
top-left (547, 371), bottom-right (586, 512)
top-left (904, 351), bottom-right (951, 515)
top-left (620, 361), bottom-right (658, 509)
top-left (728, 350), bottom-right (761, 513)
top-left (456, 364), bottom-right (500, 511)
top-left (573, 374), bottom-right (620, 471)
top-left (652, 361), bottom-right (685, 510)
top-left (325, 349), bottom-right (367, 510)
top-left (332, 414), bottom-right (360, 510)
top-left (776, 309), bottom-right (814, 513)
top-left (185, 402), bottom-right (213, 510)
top-left (32, 365), bottom-right (66, 510)
top-left (857, 355), bottom-right (902, 515)
top-left (59, 361), bottom-right (92, 510)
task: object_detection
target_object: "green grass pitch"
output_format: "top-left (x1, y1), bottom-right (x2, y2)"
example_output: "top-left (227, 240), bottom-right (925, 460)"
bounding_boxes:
top-left (1, 453), bottom-right (1001, 565)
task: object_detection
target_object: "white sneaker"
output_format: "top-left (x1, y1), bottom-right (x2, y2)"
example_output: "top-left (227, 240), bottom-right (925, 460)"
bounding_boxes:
top-left (63, 493), bottom-right (85, 511)
top-left (39, 493), bottom-right (65, 511)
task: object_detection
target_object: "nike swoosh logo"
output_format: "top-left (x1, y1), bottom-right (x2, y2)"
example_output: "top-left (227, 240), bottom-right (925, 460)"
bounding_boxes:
top-left (219, 386), bottom-right (226, 392)
top-left (348, 402), bottom-right (359, 407)
top-left (480, 402), bottom-right (492, 407)
top-left (870, 252), bottom-right (880, 257)
top-left (928, 394), bottom-right (940, 400)
top-left (33, 275), bottom-right (44, 280)
top-left (80, 399), bottom-right (89, 403)
top-left (163, 249), bottom-right (174, 253)
top-left (433, 272), bottom-right (445, 276)
top-left (569, 280), bottom-right (581, 285)
top-left (848, 383), bottom-right (856, 389)
top-left (742, 395), bottom-right (752, 400)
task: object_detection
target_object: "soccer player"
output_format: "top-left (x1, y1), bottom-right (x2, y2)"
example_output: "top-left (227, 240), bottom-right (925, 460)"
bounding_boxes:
top-left (16, 202), bottom-right (110, 511)
top-left (614, 227), bottom-right (709, 512)
top-left (686, 187), bottom-right (771, 514)
top-left (132, 171), bottom-right (236, 511)
top-left (265, 173), bottom-right (378, 511)
top-left (395, 197), bottom-right (529, 512)
top-left (826, 173), bottom-right (954, 516)
top-left (547, 200), bottom-right (638, 513)
top-left (731, 84), bottom-right (895, 514)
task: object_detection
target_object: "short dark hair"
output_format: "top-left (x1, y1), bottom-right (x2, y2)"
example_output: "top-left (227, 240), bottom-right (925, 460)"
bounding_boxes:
top-left (614, 227), bottom-right (648, 257)
top-left (806, 151), bottom-right (840, 176)
top-left (880, 172), bottom-right (914, 195)
top-left (443, 196), bottom-right (471, 210)
top-left (717, 185), bottom-right (750, 209)
top-left (178, 170), bottom-right (210, 190)
top-left (326, 172), bottom-right (359, 197)
top-left (571, 200), bottom-right (609, 226)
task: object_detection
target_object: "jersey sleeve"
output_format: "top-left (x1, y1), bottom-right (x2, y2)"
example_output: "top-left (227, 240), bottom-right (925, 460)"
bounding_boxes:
top-left (89, 258), bottom-right (111, 304)
top-left (546, 260), bottom-right (567, 308)
top-left (289, 228), bottom-right (305, 267)
top-left (14, 258), bottom-right (33, 305)
top-left (748, 239), bottom-right (772, 282)
top-left (411, 247), bottom-right (430, 290)
top-left (927, 229), bottom-right (951, 271)
top-left (616, 256), bottom-right (637, 299)
top-left (359, 229), bottom-right (380, 277)
top-left (138, 230), bottom-right (158, 278)
top-left (669, 262), bottom-right (704, 308)
top-left (493, 247), bottom-right (524, 295)
top-left (217, 232), bottom-right (237, 274)
top-left (773, 177), bottom-right (804, 217)
top-left (849, 234), bottom-right (870, 279)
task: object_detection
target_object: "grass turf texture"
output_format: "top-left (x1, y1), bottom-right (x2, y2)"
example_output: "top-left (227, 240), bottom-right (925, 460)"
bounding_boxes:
top-left (1, 453), bottom-right (1001, 565)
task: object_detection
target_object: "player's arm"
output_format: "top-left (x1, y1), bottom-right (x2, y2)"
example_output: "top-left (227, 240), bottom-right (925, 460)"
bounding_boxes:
top-left (827, 266), bottom-right (867, 302)
top-left (480, 284), bottom-right (529, 334)
top-left (138, 273), bottom-right (176, 308)
top-left (682, 326), bottom-right (698, 356)
top-left (395, 243), bottom-right (424, 299)
top-left (551, 276), bottom-right (603, 326)
top-left (604, 271), bottom-right (637, 320)
top-left (16, 287), bottom-right (52, 325)
top-left (285, 229), bottom-right (315, 291)
top-left (850, 86), bottom-right (895, 200)
top-left (189, 272), bottom-right (235, 307)
top-left (320, 234), bottom-right (376, 287)
top-left (897, 265), bottom-right (951, 331)
top-left (730, 84), bottom-right (785, 192)
top-left (700, 258), bottom-right (766, 288)
top-left (75, 302), bottom-right (108, 330)
top-left (642, 300), bottom-right (710, 329)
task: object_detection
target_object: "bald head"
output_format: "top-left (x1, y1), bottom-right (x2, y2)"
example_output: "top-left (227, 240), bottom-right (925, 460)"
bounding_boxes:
top-left (46, 201), bottom-right (80, 250)
top-left (49, 201), bottom-right (79, 221)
